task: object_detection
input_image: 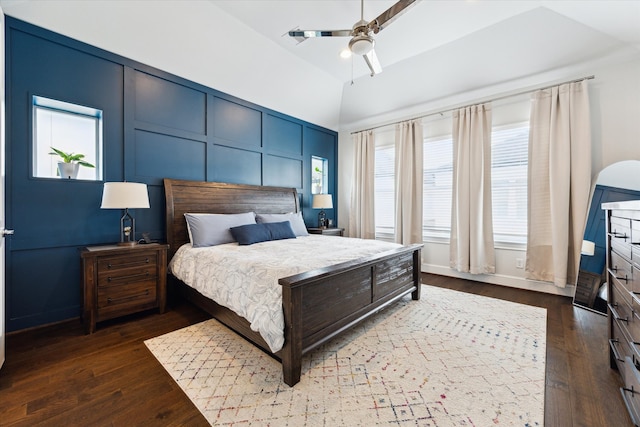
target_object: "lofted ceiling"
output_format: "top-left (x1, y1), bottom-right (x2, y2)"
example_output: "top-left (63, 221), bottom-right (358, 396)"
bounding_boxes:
top-left (213, 0), bottom-right (640, 129)
top-left (213, 1), bottom-right (640, 83)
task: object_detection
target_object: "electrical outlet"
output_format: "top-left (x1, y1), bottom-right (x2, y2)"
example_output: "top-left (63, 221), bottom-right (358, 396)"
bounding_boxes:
top-left (516, 258), bottom-right (524, 269)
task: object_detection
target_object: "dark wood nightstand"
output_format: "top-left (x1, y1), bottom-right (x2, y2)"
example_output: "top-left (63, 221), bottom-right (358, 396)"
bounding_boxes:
top-left (80, 243), bottom-right (169, 334)
top-left (307, 227), bottom-right (345, 236)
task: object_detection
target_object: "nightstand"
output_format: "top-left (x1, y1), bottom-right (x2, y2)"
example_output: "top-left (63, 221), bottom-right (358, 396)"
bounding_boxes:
top-left (307, 227), bottom-right (345, 236)
top-left (80, 243), bottom-right (169, 334)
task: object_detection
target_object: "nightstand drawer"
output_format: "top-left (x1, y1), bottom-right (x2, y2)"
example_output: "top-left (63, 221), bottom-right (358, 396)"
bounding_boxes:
top-left (98, 279), bottom-right (157, 315)
top-left (98, 252), bottom-right (156, 272)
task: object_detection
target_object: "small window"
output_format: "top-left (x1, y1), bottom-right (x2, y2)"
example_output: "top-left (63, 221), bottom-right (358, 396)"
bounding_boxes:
top-left (32, 96), bottom-right (103, 180)
top-left (311, 156), bottom-right (328, 194)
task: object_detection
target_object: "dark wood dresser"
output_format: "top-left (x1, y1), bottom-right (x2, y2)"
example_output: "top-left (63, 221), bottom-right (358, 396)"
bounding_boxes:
top-left (80, 243), bottom-right (169, 333)
top-left (603, 200), bottom-right (640, 424)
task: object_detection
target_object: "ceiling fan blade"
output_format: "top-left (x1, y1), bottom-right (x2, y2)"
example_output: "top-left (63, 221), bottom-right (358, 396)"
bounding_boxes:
top-left (363, 49), bottom-right (382, 76)
top-left (368, 0), bottom-right (418, 34)
top-left (288, 29), bottom-right (352, 39)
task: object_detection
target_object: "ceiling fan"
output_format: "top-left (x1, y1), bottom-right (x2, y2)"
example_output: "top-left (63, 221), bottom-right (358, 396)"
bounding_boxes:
top-left (288, 0), bottom-right (418, 77)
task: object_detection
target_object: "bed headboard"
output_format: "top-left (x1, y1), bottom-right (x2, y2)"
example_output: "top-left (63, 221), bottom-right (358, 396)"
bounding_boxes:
top-left (164, 179), bottom-right (301, 258)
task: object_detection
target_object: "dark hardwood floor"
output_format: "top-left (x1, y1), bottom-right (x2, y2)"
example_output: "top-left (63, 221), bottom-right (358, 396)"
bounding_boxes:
top-left (0, 273), bottom-right (631, 426)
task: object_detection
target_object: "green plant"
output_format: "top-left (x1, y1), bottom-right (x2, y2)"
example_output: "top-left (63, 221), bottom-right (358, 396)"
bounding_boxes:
top-left (49, 147), bottom-right (95, 168)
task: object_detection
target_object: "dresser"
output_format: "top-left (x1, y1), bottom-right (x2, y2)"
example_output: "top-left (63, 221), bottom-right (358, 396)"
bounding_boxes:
top-left (80, 243), bottom-right (169, 333)
top-left (603, 200), bottom-right (640, 425)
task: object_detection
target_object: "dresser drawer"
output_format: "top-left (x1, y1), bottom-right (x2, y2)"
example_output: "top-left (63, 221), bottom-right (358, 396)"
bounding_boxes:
top-left (611, 318), bottom-right (633, 378)
top-left (611, 215), bottom-right (632, 241)
top-left (611, 249), bottom-right (633, 291)
top-left (97, 279), bottom-right (157, 316)
top-left (621, 356), bottom-right (640, 426)
top-left (611, 282), bottom-right (633, 326)
top-left (632, 219), bottom-right (640, 245)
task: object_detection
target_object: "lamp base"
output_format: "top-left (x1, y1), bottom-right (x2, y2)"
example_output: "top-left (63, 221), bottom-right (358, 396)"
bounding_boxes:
top-left (117, 241), bottom-right (138, 246)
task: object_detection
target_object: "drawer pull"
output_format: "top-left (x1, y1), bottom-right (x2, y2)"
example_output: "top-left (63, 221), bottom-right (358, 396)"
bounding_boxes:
top-left (612, 231), bottom-right (629, 240)
top-left (107, 271), bottom-right (150, 282)
top-left (107, 289), bottom-right (150, 304)
top-left (107, 258), bottom-right (151, 269)
top-left (621, 387), bottom-right (640, 426)
top-left (609, 303), bottom-right (629, 323)
top-left (610, 338), bottom-right (625, 362)
top-left (616, 274), bottom-right (630, 283)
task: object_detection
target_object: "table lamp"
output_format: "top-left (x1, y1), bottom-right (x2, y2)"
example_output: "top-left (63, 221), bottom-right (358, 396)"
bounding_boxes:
top-left (100, 182), bottom-right (150, 245)
top-left (312, 194), bottom-right (333, 228)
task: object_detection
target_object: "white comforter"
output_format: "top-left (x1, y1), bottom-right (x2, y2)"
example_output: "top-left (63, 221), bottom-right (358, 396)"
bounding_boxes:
top-left (169, 235), bottom-right (401, 352)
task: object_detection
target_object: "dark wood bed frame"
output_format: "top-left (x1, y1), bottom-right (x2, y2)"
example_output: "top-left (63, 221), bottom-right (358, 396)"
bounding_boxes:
top-left (164, 178), bottom-right (422, 386)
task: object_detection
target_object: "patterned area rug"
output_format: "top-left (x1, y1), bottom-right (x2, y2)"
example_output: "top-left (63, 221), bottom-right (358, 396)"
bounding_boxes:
top-left (145, 285), bottom-right (546, 426)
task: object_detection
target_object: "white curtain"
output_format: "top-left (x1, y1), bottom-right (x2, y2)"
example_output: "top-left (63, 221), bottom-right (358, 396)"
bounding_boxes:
top-left (349, 130), bottom-right (376, 239)
top-left (526, 80), bottom-right (591, 288)
top-left (394, 120), bottom-right (424, 245)
top-left (450, 104), bottom-right (495, 274)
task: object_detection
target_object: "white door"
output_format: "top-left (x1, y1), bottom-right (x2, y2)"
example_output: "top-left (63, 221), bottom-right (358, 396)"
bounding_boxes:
top-left (0, 5), bottom-right (6, 370)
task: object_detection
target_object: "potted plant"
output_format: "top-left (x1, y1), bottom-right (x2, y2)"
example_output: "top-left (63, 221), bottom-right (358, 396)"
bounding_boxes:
top-left (49, 147), bottom-right (95, 179)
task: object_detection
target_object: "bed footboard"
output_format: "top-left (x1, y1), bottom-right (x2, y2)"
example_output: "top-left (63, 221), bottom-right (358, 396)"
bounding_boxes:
top-left (278, 243), bottom-right (422, 386)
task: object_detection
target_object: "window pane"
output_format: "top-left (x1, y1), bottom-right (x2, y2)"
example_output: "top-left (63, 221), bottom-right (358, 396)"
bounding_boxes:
top-left (423, 137), bottom-right (453, 239)
top-left (32, 96), bottom-right (103, 180)
top-left (491, 124), bottom-right (528, 244)
top-left (374, 145), bottom-right (394, 238)
top-left (311, 156), bottom-right (327, 194)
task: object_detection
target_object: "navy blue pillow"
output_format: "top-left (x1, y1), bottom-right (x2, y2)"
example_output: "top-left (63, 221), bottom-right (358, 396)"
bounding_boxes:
top-left (230, 221), bottom-right (296, 245)
top-left (264, 221), bottom-right (297, 241)
top-left (230, 223), bottom-right (272, 245)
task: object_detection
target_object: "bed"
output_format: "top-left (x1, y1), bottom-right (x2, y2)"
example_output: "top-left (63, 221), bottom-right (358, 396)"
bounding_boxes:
top-left (164, 178), bottom-right (422, 386)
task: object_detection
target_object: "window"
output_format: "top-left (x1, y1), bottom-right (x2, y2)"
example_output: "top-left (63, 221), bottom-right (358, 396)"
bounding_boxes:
top-left (374, 144), bottom-right (394, 239)
top-left (491, 124), bottom-right (529, 244)
top-left (311, 156), bottom-right (328, 194)
top-left (423, 136), bottom-right (453, 239)
top-left (32, 96), bottom-right (103, 180)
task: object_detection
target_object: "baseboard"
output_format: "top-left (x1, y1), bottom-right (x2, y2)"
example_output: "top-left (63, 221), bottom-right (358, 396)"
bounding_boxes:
top-left (421, 263), bottom-right (575, 297)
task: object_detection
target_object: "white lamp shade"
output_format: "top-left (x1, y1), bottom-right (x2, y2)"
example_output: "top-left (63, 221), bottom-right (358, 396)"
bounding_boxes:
top-left (312, 194), bottom-right (333, 209)
top-left (100, 182), bottom-right (150, 209)
top-left (581, 240), bottom-right (595, 256)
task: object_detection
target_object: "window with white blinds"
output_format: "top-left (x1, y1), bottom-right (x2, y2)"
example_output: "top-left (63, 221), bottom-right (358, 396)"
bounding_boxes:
top-left (423, 137), bottom-right (453, 239)
top-left (491, 123), bottom-right (529, 244)
top-left (374, 144), bottom-right (395, 239)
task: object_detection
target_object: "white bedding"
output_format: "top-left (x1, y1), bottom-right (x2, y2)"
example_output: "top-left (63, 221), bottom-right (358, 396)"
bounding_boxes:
top-left (169, 235), bottom-right (402, 352)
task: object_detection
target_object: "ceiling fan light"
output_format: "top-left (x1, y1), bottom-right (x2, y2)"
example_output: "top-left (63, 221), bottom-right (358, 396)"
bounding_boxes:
top-left (349, 34), bottom-right (374, 56)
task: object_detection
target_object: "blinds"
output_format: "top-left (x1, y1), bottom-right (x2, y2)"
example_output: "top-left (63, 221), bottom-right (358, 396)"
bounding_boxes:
top-left (423, 137), bottom-right (453, 239)
top-left (374, 145), bottom-right (395, 237)
top-left (491, 124), bottom-right (529, 244)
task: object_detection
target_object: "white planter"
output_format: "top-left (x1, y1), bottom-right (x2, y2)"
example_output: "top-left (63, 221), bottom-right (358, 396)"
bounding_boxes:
top-left (57, 162), bottom-right (79, 179)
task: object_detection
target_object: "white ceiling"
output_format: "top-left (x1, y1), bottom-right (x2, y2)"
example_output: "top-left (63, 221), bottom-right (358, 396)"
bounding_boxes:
top-left (212, 0), bottom-right (640, 129)
top-left (213, 0), bottom-right (640, 84)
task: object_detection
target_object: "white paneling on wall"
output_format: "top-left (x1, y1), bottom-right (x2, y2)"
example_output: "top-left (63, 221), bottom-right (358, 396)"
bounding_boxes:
top-left (339, 55), bottom-right (640, 297)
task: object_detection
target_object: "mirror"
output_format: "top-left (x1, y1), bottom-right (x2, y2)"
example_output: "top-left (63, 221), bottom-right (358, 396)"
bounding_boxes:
top-left (573, 160), bottom-right (640, 314)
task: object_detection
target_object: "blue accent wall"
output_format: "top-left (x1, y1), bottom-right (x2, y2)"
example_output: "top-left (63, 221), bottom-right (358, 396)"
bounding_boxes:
top-left (4, 17), bottom-right (338, 331)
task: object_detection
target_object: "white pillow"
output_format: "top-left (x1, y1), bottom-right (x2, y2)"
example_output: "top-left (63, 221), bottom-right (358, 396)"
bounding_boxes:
top-left (184, 212), bottom-right (256, 247)
top-left (256, 212), bottom-right (309, 237)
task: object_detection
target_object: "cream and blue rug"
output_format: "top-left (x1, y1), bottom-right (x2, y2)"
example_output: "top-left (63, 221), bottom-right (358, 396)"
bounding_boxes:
top-left (145, 285), bottom-right (546, 426)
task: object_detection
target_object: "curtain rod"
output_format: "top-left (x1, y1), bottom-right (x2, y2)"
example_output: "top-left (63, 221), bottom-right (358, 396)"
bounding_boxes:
top-left (350, 74), bottom-right (595, 135)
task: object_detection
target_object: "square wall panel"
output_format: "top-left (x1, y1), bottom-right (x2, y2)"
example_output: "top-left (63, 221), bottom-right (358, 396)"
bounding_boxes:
top-left (134, 130), bottom-right (206, 181)
top-left (264, 155), bottom-right (302, 188)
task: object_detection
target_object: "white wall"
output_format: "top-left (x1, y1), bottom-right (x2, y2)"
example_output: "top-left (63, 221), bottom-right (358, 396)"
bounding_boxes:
top-left (0, 0), bottom-right (344, 131)
top-left (338, 53), bottom-right (640, 297)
